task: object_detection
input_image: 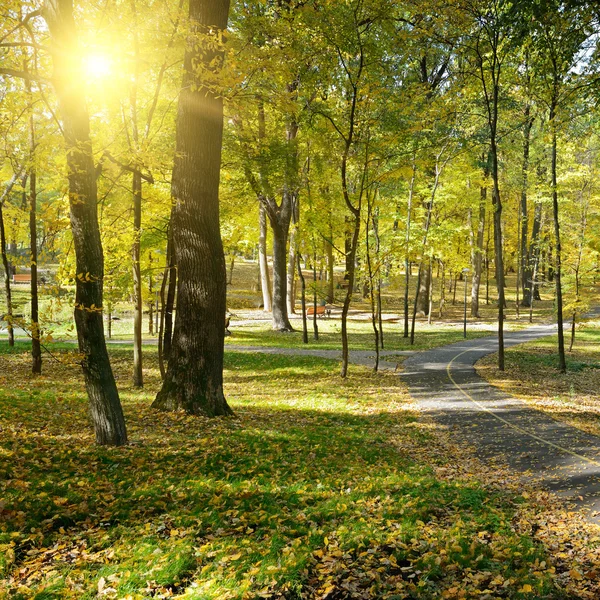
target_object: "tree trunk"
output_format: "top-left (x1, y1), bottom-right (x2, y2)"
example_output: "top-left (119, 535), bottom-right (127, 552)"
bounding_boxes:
top-left (258, 202), bottom-right (272, 311)
top-left (0, 173), bottom-right (19, 347)
top-left (415, 262), bottom-right (431, 316)
top-left (490, 139), bottom-right (505, 371)
top-left (471, 170), bottom-right (486, 317)
top-left (24, 62), bottom-right (41, 373)
top-left (297, 253), bottom-right (308, 343)
top-left (132, 170), bottom-right (143, 387)
top-left (312, 250), bottom-right (319, 341)
top-left (152, 0), bottom-right (233, 416)
top-left (528, 202), bottom-right (543, 302)
top-left (148, 251), bottom-right (154, 335)
top-left (325, 233), bottom-right (334, 304)
top-left (287, 210), bottom-right (297, 315)
top-left (520, 103), bottom-right (533, 306)
top-left (550, 99), bottom-right (566, 373)
top-left (29, 157), bottom-right (41, 374)
top-left (403, 158), bottom-right (416, 337)
top-left (162, 228), bottom-right (177, 365)
top-left (269, 216), bottom-right (293, 331)
top-left (44, 0), bottom-right (128, 446)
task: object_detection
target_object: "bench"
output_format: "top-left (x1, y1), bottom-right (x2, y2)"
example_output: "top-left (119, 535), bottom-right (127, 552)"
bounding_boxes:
top-left (12, 274), bottom-right (31, 284)
top-left (307, 305), bottom-right (331, 318)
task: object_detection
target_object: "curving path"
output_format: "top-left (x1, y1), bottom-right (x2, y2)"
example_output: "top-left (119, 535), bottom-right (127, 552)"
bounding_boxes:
top-left (228, 323), bottom-right (600, 521)
top-left (400, 325), bottom-right (600, 522)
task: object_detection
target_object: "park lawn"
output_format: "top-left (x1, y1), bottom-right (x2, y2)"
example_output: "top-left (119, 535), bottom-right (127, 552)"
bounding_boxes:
top-left (224, 319), bottom-right (496, 352)
top-left (1, 344), bottom-right (600, 599)
top-left (476, 319), bottom-right (600, 439)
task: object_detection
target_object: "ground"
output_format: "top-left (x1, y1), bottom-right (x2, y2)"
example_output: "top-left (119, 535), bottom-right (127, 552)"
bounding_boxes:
top-left (3, 263), bottom-right (600, 598)
top-left (476, 318), bottom-right (600, 441)
top-left (2, 342), bottom-right (600, 599)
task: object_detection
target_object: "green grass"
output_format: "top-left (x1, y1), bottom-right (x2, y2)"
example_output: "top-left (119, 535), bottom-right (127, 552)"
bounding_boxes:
top-left (0, 342), bottom-right (591, 599)
top-left (224, 320), bottom-right (495, 352)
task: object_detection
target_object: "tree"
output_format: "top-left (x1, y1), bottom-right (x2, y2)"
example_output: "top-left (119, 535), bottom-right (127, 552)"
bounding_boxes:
top-left (43, 0), bottom-right (128, 445)
top-left (152, 0), bottom-right (233, 416)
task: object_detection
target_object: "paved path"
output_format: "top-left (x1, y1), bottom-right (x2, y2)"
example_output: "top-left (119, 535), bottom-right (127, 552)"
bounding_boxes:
top-left (400, 325), bottom-right (600, 521)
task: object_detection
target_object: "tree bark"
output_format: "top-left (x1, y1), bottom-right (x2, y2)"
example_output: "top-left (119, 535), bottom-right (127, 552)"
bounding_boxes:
top-left (520, 102), bottom-right (533, 306)
top-left (403, 158), bottom-right (416, 337)
top-left (287, 200), bottom-right (298, 314)
top-left (258, 201), bottom-right (272, 311)
top-left (297, 253), bottom-right (308, 343)
top-left (268, 214), bottom-right (293, 331)
top-left (0, 173), bottom-right (19, 347)
top-left (325, 233), bottom-right (334, 304)
top-left (44, 0), bottom-right (128, 446)
top-left (132, 170), bottom-right (143, 387)
top-left (152, 0), bottom-right (233, 416)
top-left (471, 162), bottom-right (487, 317)
top-left (550, 99), bottom-right (566, 373)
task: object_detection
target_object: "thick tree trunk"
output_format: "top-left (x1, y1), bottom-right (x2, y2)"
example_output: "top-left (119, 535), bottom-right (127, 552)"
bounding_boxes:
top-left (132, 170), bottom-right (143, 387)
top-left (44, 0), bottom-right (127, 446)
top-left (416, 262), bottom-right (431, 316)
top-left (258, 202), bottom-right (272, 312)
top-left (152, 0), bottom-right (233, 416)
top-left (0, 173), bottom-right (19, 347)
top-left (269, 214), bottom-right (293, 331)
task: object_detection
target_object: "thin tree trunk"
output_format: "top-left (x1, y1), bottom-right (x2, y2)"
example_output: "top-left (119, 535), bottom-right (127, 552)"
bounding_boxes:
top-left (148, 251), bottom-right (154, 335)
top-left (403, 158), bottom-right (413, 336)
top-left (157, 232), bottom-right (172, 379)
top-left (520, 102), bottom-right (533, 306)
top-left (153, 0), bottom-right (233, 416)
top-left (411, 148), bottom-right (448, 344)
top-left (163, 228), bottom-right (176, 365)
top-left (0, 172), bottom-right (19, 347)
top-left (491, 138), bottom-right (505, 371)
top-left (471, 167), bottom-right (486, 317)
top-left (550, 98), bottom-right (566, 373)
top-left (24, 62), bottom-right (41, 373)
top-left (312, 249), bottom-right (319, 341)
top-left (287, 202), bottom-right (297, 314)
top-left (365, 213), bottom-right (379, 372)
top-left (44, 0), bottom-right (128, 445)
top-left (258, 202), bottom-right (272, 311)
top-left (132, 170), bottom-right (143, 387)
top-left (297, 253), bottom-right (308, 343)
top-left (325, 232), bottom-right (334, 304)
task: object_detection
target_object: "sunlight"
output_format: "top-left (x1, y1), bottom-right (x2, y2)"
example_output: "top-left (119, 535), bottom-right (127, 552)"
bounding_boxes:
top-left (83, 53), bottom-right (112, 80)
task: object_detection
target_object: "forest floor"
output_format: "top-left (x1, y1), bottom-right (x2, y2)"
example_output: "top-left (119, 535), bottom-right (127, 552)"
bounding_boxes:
top-left (3, 343), bottom-right (600, 599)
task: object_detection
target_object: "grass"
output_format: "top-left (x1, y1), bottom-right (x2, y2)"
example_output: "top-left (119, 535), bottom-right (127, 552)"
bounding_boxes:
top-left (476, 318), bottom-right (600, 439)
top-left (2, 342), bottom-right (600, 598)
top-left (1, 261), bottom-right (563, 345)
